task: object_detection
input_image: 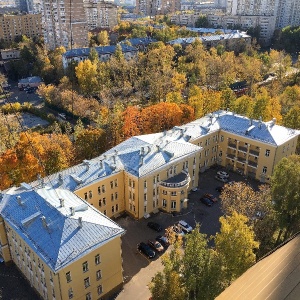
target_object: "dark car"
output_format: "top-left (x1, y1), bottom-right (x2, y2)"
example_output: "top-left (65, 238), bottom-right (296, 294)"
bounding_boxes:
top-left (200, 197), bottom-right (213, 207)
top-left (147, 221), bottom-right (162, 232)
top-left (148, 240), bottom-right (164, 252)
top-left (156, 235), bottom-right (169, 247)
top-left (137, 242), bottom-right (156, 259)
top-left (203, 193), bottom-right (218, 203)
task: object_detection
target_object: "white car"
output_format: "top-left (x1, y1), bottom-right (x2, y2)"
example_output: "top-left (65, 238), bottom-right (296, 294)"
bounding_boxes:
top-left (217, 171), bottom-right (229, 178)
top-left (178, 220), bottom-right (193, 233)
top-left (215, 175), bottom-right (228, 183)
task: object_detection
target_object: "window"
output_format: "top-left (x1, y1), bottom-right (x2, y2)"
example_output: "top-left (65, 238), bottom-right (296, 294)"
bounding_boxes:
top-left (103, 198), bottom-right (106, 205)
top-left (220, 135), bottom-right (224, 142)
top-left (116, 204), bottom-right (119, 212)
top-left (129, 179), bottom-right (131, 186)
top-left (103, 210), bottom-right (107, 215)
top-left (129, 191), bottom-right (132, 199)
top-left (83, 261), bottom-right (89, 273)
top-left (193, 157), bottom-right (196, 164)
top-left (114, 179), bottom-right (118, 187)
top-left (86, 292), bottom-right (91, 300)
top-left (219, 150), bottom-right (223, 157)
top-left (110, 181), bottom-right (113, 189)
top-left (163, 199), bottom-right (167, 208)
top-left (153, 176), bottom-right (156, 184)
top-left (132, 181), bottom-right (135, 188)
top-left (283, 146), bottom-right (286, 153)
top-left (98, 186), bottom-right (101, 194)
top-left (102, 185), bottom-right (105, 193)
top-left (89, 191), bottom-right (92, 199)
top-left (96, 270), bottom-right (102, 280)
top-left (115, 192), bottom-right (118, 200)
top-left (99, 199), bottom-right (102, 207)
top-left (265, 149), bottom-right (270, 157)
top-left (171, 191), bottom-right (177, 196)
top-left (84, 193), bottom-right (88, 200)
top-left (144, 180), bottom-right (147, 188)
top-left (84, 277), bottom-right (90, 288)
top-left (97, 285), bottom-right (103, 295)
top-left (133, 193), bottom-right (135, 200)
top-left (171, 201), bottom-right (176, 209)
top-left (144, 205), bottom-right (147, 213)
top-left (95, 254), bottom-right (101, 265)
top-left (157, 175), bottom-right (160, 182)
top-left (144, 193), bottom-right (147, 201)
top-left (68, 288), bottom-right (73, 299)
top-left (262, 166), bottom-right (267, 174)
top-left (111, 194), bottom-right (114, 201)
top-left (112, 206), bottom-right (115, 213)
top-left (66, 271), bottom-right (72, 283)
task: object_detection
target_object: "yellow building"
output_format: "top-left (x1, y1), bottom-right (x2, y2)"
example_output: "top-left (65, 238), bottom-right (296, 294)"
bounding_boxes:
top-left (0, 13), bottom-right (42, 43)
top-left (27, 110), bottom-right (299, 222)
top-left (0, 186), bottom-right (125, 300)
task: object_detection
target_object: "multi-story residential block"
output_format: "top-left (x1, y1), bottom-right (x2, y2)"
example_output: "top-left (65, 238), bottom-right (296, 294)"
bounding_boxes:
top-left (38, 0), bottom-right (88, 50)
top-left (168, 31), bottom-right (252, 52)
top-left (0, 186), bottom-right (125, 300)
top-left (83, 0), bottom-right (118, 30)
top-left (27, 111), bottom-right (299, 221)
top-left (276, 0), bottom-right (300, 28)
top-left (135, 0), bottom-right (180, 16)
top-left (61, 44), bottom-right (138, 68)
top-left (0, 13), bottom-right (42, 43)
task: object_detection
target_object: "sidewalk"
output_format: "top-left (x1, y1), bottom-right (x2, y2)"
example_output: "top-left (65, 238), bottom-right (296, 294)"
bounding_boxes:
top-left (116, 257), bottom-right (164, 300)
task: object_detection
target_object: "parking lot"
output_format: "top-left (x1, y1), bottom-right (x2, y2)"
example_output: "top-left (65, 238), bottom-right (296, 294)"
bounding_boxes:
top-left (117, 165), bottom-right (259, 283)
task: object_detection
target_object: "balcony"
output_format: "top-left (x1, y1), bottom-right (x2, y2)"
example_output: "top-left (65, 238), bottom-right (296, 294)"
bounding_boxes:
top-left (248, 160), bottom-right (258, 168)
top-left (228, 142), bottom-right (237, 149)
top-left (249, 149), bottom-right (259, 156)
top-left (237, 156), bottom-right (246, 163)
top-left (160, 172), bottom-right (190, 188)
top-left (238, 145), bottom-right (247, 152)
top-left (226, 153), bottom-right (235, 160)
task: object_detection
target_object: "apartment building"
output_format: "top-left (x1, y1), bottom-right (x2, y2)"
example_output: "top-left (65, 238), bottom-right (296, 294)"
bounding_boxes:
top-left (27, 111), bottom-right (299, 222)
top-left (39, 0), bottom-right (88, 50)
top-left (0, 13), bottom-right (42, 43)
top-left (0, 186), bottom-right (125, 300)
top-left (276, 0), bottom-right (300, 28)
top-left (135, 0), bottom-right (180, 16)
top-left (83, 0), bottom-right (118, 30)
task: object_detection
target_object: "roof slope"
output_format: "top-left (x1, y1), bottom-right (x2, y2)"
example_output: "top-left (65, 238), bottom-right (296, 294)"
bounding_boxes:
top-left (0, 187), bottom-right (125, 272)
top-left (216, 234), bottom-right (300, 300)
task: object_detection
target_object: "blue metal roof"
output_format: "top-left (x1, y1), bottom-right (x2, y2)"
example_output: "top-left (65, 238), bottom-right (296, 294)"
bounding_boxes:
top-left (0, 187), bottom-right (125, 272)
top-left (120, 37), bottom-right (157, 46)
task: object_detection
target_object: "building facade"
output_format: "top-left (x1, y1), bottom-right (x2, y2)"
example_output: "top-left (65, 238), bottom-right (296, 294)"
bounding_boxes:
top-left (83, 0), bottom-right (118, 30)
top-left (0, 13), bottom-right (42, 43)
top-left (135, 0), bottom-right (180, 16)
top-left (0, 48), bottom-right (21, 60)
top-left (0, 186), bottom-right (125, 300)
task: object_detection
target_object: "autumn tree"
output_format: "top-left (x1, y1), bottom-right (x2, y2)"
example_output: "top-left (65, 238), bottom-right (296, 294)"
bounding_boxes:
top-left (271, 155), bottom-right (300, 241)
top-left (97, 31), bottom-right (110, 46)
top-left (214, 212), bottom-right (259, 283)
top-left (75, 59), bottom-right (98, 95)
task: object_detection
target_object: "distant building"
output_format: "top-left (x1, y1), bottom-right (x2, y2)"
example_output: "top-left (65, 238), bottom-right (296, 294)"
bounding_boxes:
top-left (84, 0), bottom-right (118, 30)
top-left (0, 186), bottom-right (125, 300)
top-left (18, 76), bottom-right (43, 89)
top-left (0, 13), bottom-right (42, 43)
top-left (0, 49), bottom-right (21, 60)
top-left (62, 44), bottom-right (138, 68)
top-left (119, 37), bottom-right (157, 51)
top-left (135, 0), bottom-right (180, 16)
top-left (276, 0), bottom-right (300, 28)
top-left (168, 31), bottom-right (251, 52)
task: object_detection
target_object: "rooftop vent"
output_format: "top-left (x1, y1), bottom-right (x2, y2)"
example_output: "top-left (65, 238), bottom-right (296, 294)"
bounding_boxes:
top-left (140, 147), bottom-right (144, 155)
top-left (16, 195), bottom-right (24, 206)
top-left (78, 217), bottom-right (83, 228)
top-left (99, 160), bottom-right (103, 169)
top-left (70, 174), bottom-right (83, 184)
top-left (41, 216), bottom-right (48, 229)
top-left (74, 204), bottom-right (88, 212)
top-left (139, 156), bottom-right (144, 166)
top-left (156, 145), bottom-right (160, 152)
top-left (83, 160), bottom-right (90, 171)
top-left (246, 125), bottom-right (255, 135)
top-left (60, 198), bottom-right (65, 207)
top-left (70, 207), bottom-right (75, 216)
top-left (20, 182), bottom-right (32, 190)
top-left (58, 173), bottom-right (63, 186)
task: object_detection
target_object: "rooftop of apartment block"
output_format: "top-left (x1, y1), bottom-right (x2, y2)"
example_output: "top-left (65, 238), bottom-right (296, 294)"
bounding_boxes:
top-left (0, 186), bottom-right (125, 272)
top-left (29, 111), bottom-right (299, 192)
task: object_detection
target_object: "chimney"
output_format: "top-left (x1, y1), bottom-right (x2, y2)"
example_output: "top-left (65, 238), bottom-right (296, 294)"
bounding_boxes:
top-left (83, 160), bottom-right (90, 171)
top-left (258, 116), bottom-right (262, 129)
top-left (41, 216), bottom-right (47, 228)
top-left (99, 160), bottom-right (103, 169)
top-left (78, 217), bottom-right (83, 228)
top-left (60, 198), bottom-right (65, 207)
top-left (16, 195), bottom-right (23, 206)
top-left (139, 156), bottom-right (144, 166)
top-left (58, 173), bottom-right (63, 185)
top-left (70, 207), bottom-right (75, 216)
top-left (114, 149), bottom-right (118, 155)
top-left (140, 147), bottom-right (144, 155)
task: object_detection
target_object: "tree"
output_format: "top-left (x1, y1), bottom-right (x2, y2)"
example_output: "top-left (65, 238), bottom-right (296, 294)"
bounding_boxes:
top-left (214, 212), bottom-right (259, 283)
top-left (75, 59), bottom-right (98, 95)
top-left (195, 15), bottom-right (209, 28)
top-left (97, 31), bottom-right (110, 46)
top-left (271, 155), bottom-right (300, 241)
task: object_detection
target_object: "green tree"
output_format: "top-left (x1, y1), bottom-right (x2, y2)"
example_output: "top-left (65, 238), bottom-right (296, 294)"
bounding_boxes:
top-left (195, 15), bottom-right (209, 28)
top-left (214, 212), bottom-right (259, 283)
top-left (271, 155), bottom-right (300, 241)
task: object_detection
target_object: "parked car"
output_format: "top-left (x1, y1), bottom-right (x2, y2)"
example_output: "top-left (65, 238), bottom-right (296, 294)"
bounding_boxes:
top-left (156, 235), bottom-right (169, 247)
top-left (177, 220), bottom-right (193, 233)
top-left (171, 225), bottom-right (185, 237)
top-left (203, 193), bottom-right (218, 203)
top-left (147, 222), bottom-right (162, 232)
top-left (217, 171), bottom-right (229, 178)
top-left (148, 240), bottom-right (164, 252)
top-left (200, 197), bottom-right (213, 207)
top-left (215, 175), bottom-right (228, 183)
top-left (137, 242), bottom-right (156, 259)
